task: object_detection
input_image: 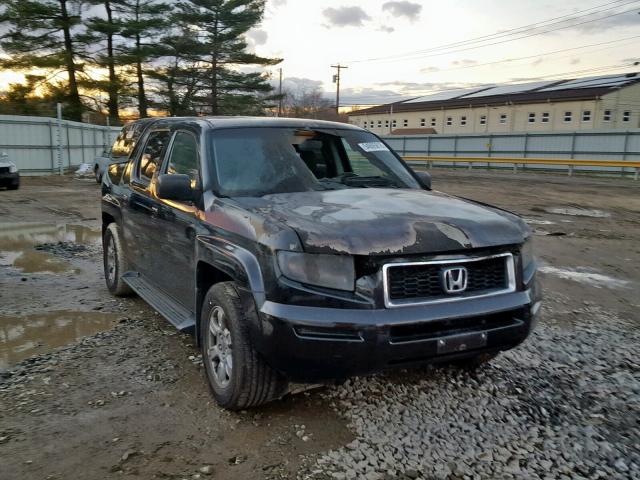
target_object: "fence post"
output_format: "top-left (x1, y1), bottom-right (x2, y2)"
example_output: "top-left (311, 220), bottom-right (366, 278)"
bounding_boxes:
top-left (80, 125), bottom-right (86, 164)
top-left (402, 136), bottom-right (407, 157)
top-left (523, 133), bottom-right (529, 172)
top-left (49, 120), bottom-right (55, 174)
top-left (56, 103), bottom-right (63, 175)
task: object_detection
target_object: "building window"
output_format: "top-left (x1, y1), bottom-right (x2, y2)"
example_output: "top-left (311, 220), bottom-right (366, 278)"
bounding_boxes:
top-left (479, 115), bottom-right (487, 125)
top-left (420, 118), bottom-right (426, 127)
top-left (563, 111), bottom-right (572, 122)
top-left (460, 116), bottom-right (467, 126)
top-left (377, 120), bottom-right (382, 127)
top-left (499, 114), bottom-right (508, 124)
top-left (528, 113), bottom-right (536, 123)
top-left (430, 118), bottom-right (436, 127)
top-left (446, 117), bottom-right (452, 126)
top-left (541, 112), bottom-right (550, 123)
top-left (403, 119), bottom-right (408, 127)
top-left (392, 120), bottom-right (397, 128)
top-left (582, 110), bottom-right (591, 122)
top-left (622, 111), bottom-right (631, 122)
top-left (385, 120), bottom-right (389, 127)
top-left (603, 110), bottom-right (612, 122)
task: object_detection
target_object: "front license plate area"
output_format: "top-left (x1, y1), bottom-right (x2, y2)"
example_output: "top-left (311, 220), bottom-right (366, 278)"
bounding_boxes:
top-left (437, 331), bottom-right (488, 354)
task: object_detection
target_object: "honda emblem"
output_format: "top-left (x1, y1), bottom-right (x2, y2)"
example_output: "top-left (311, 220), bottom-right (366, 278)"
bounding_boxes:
top-left (442, 267), bottom-right (468, 293)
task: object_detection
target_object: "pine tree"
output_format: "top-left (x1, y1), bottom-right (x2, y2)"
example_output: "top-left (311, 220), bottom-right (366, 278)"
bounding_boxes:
top-left (175, 0), bottom-right (282, 115)
top-left (81, 0), bottom-right (124, 123)
top-left (116, 0), bottom-right (172, 118)
top-left (0, 0), bottom-right (86, 121)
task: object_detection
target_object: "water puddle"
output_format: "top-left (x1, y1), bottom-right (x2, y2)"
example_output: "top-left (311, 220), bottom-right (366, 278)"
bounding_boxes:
top-left (0, 223), bottom-right (101, 273)
top-left (0, 311), bottom-right (119, 369)
top-left (539, 266), bottom-right (631, 290)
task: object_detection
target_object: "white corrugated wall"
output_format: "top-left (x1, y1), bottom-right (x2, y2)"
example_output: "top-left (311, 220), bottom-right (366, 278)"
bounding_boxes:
top-left (0, 115), bottom-right (121, 175)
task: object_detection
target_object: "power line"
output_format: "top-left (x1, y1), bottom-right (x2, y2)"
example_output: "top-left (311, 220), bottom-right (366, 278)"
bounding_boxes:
top-left (428, 35), bottom-right (640, 74)
top-left (346, 0), bottom-right (640, 65)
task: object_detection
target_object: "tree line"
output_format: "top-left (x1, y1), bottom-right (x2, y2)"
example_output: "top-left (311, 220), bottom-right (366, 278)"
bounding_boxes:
top-left (0, 0), bottom-right (282, 123)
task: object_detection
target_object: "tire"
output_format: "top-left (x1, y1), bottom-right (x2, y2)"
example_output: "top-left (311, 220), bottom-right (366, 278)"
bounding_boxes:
top-left (201, 282), bottom-right (288, 410)
top-left (95, 166), bottom-right (102, 184)
top-left (7, 183), bottom-right (19, 190)
top-left (103, 223), bottom-right (133, 296)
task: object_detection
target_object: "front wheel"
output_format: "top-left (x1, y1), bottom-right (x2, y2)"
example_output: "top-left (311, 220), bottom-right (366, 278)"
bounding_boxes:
top-left (103, 223), bottom-right (133, 296)
top-left (201, 282), bottom-right (288, 409)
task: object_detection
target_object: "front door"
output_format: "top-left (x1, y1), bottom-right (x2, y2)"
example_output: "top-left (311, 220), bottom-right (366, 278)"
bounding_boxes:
top-left (122, 128), bottom-right (173, 278)
top-left (151, 130), bottom-right (202, 311)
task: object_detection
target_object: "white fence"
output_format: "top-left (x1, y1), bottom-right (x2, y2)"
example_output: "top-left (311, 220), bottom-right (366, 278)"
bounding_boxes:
top-left (383, 130), bottom-right (640, 175)
top-left (0, 115), bottom-right (121, 175)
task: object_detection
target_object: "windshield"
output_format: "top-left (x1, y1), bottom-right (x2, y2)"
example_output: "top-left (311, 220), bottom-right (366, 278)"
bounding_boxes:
top-left (208, 127), bottom-right (420, 197)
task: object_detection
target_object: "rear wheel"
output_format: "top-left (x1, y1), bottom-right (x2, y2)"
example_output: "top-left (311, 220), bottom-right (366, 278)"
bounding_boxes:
top-left (103, 223), bottom-right (133, 296)
top-left (201, 282), bottom-right (288, 409)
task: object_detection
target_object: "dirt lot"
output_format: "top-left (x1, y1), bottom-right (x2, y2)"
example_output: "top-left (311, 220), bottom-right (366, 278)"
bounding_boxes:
top-left (0, 171), bottom-right (638, 480)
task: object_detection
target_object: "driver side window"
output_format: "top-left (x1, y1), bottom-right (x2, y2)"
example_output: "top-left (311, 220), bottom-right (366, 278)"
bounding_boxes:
top-left (137, 130), bottom-right (171, 185)
top-left (166, 132), bottom-right (199, 183)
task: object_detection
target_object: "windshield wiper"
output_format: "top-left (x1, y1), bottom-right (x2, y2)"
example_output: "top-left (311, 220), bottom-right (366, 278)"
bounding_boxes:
top-left (340, 175), bottom-right (398, 188)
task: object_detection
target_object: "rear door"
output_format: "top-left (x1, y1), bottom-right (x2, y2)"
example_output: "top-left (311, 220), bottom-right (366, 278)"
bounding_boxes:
top-left (151, 130), bottom-right (202, 311)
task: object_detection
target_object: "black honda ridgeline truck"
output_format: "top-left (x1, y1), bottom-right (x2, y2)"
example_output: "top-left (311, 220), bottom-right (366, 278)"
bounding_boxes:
top-left (101, 117), bottom-right (541, 409)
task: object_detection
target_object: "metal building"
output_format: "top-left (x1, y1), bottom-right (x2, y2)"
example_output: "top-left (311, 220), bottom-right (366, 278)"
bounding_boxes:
top-left (348, 72), bottom-right (640, 135)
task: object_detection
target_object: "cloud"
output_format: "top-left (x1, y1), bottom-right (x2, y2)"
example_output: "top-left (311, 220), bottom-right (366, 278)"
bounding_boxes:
top-left (378, 25), bottom-right (395, 33)
top-left (531, 58), bottom-right (544, 67)
top-left (246, 29), bottom-right (268, 46)
top-left (420, 66), bottom-right (440, 73)
top-left (271, 0), bottom-right (287, 6)
top-left (382, 1), bottom-right (422, 21)
top-left (323, 6), bottom-right (371, 27)
top-left (570, 58), bottom-right (581, 65)
top-left (567, 10), bottom-right (640, 33)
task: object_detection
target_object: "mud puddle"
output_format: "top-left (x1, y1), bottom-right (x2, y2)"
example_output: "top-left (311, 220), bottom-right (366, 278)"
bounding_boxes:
top-left (0, 310), bottom-right (119, 369)
top-left (0, 223), bottom-right (100, 273)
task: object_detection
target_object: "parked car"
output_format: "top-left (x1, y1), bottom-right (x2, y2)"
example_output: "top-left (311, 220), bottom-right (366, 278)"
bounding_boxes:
top-left (101, 117), bottom-right (541, 409)
top-left (93, 118), bottom-right (155, 184)
top-left (0, 152), bottom-right (20, 190)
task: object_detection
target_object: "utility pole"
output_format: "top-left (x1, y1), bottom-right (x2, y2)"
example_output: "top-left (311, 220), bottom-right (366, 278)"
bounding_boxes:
top-left (277, 68), bottom-right (283, 117)
top-left (331, 64), bottom-right (348, 116)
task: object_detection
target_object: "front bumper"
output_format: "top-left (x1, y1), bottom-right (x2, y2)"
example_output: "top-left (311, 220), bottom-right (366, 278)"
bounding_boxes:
top-left (0, 172), bottom-right (19, 187)
top-left (254, 282), bottom-right (541, 381)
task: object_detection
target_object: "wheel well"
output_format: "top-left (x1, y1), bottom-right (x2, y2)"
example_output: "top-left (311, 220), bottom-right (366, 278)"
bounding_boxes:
top-left (102, 212), bottom-right (115, 235)
top-left (195, 262), bottom-right (234, 345)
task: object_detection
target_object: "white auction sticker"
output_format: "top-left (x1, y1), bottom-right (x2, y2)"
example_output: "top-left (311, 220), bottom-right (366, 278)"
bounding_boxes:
top-left (358, 142), bottom-right (389, 153)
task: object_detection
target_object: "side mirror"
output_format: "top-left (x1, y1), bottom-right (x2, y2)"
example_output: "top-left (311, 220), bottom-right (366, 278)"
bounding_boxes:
top-left (157, 174), bottom-right (194, 202)
top-left (414, 171), bottom-right (432, 190)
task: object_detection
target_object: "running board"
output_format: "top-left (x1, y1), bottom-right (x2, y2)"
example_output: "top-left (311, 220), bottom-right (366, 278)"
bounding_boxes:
top-left (122, 272), bottom-right (195, 332)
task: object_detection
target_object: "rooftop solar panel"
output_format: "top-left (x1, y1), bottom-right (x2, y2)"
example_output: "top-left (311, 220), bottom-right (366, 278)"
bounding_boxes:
top-left (459, 80), bottom-right (560, 98)
top-left (538, 73), bottom-right (638, 92)
top-left (403, 86), bottom-right (491, 104)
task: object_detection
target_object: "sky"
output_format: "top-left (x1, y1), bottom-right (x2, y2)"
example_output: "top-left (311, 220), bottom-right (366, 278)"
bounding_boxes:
top-left (1, 0), bottom-right (639, 106)
top-left (249, 0), bottom-right (640, 105)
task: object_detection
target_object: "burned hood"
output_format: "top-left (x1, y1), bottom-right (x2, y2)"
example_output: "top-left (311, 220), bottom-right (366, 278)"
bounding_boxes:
top-left (232, 188), bottom-right (528, 256)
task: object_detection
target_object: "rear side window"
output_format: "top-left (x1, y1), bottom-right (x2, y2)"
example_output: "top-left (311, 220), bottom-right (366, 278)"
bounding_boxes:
top-left (137, 130), bottom-right (171, 185)
top-left (166, 132), bottom-right (199, 182)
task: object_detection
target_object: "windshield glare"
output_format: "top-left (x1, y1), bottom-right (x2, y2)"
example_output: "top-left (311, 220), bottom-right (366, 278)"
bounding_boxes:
top-left (208, 127), bottom-right (420, 197)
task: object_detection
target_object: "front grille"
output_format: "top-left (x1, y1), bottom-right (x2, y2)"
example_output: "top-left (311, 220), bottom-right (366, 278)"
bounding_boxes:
top-left (384, 254), bottom-right (513, 306)
top-left (0, 167), bottom-right (9, 174)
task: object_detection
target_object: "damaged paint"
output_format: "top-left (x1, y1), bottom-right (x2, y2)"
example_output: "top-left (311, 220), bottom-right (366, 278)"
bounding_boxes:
top-left (233, 188), bottom-right (527, 256)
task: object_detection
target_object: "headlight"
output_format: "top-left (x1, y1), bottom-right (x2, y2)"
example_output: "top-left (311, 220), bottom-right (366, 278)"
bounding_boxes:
top-left (521, 238), bottom-right (537, 282)
top-left (9, 163), bottom-right (18, 173)
top-left (277, 251), bottom-right (355, 291)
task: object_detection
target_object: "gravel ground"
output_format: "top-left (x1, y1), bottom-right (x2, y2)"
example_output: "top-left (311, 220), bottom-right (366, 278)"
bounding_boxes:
top-left (303, 296), bottom-right (640, 479)
top-left (1, 172), bottom-right (639, 479)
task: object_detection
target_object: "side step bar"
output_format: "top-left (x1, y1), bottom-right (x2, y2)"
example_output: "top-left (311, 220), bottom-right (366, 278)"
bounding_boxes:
top-left (122, 272), bottom-right (196, 332)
